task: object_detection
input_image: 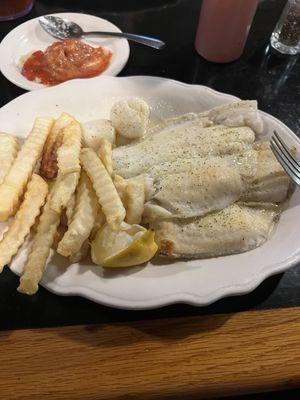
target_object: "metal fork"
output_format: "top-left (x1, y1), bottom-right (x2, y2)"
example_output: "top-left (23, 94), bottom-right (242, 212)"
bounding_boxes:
top-left (270, 131), bottom-right (300, 186)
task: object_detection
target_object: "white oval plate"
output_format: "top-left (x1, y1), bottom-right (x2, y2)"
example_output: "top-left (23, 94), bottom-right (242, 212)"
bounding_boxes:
top-left (0, 76), bottom-right (299, 309)
top-left (0, 13), bottom-right (130, 91)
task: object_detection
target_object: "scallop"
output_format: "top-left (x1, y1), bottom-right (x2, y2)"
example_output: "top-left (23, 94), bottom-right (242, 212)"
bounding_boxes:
top-left (110, 97), bottom-right (150, 139)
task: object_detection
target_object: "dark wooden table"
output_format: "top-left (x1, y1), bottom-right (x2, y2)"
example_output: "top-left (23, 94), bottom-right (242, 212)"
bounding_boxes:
top-left (0, 1), bottom-right (300, 399)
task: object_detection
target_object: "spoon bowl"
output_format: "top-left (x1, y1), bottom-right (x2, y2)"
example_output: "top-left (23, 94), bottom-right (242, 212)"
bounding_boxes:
top-left (39, 16), bottom-right (83, 40)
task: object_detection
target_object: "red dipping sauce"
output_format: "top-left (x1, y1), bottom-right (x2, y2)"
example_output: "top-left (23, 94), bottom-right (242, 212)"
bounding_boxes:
top-left (21, 39), bottom-right (112, 86)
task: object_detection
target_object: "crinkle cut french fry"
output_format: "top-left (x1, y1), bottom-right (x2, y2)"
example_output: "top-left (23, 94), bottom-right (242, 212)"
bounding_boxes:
top-left (0, 133), bottom-right (19, 185)
top-left (40, 132), bottom-right (64, 179)
top-left (40, 112), bottom-right (75, 179)
top-left (99, 138), bottom-right (113, 176)
top-left (57, 172), bottom-right (99, 257)
top-left (0, 117), bottom-right (53, 222)
top-left (52, 112), bottom-right (75, 136)
top-left (69, 239), bottom-right (89, 263)
top-left (49, 171), bottom-right (80, 213)
top-left (114, 174), bottom-right (127, 204)
top-left (66, 193), bottom-right (76, 224)
top-left (90, 209), bottom-right (105, 240)
top-left (48, 117), bottom-right (81, 213)
top-left (0, 174), bottom-right (48, 273)
top-left (60, 210), bottom-right (68, 227)
top-left (125, 180), bottom-right (145, 225)
top-left (17, 200), bottom-right (60, 295)
top-left (52, 224), bottom-right (67, 250)
top-left (17, 157), bottom-right (80, 295)
top-left (60, 193), bottom-right (76, 227)
top-left (57, 120), bottom-right (82, 175)
top-left (81, 148), bottom-right (125, 230)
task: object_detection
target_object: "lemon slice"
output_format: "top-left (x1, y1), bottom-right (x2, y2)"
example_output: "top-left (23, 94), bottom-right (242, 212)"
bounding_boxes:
top-left (91, 223), bottom-right (158, 267)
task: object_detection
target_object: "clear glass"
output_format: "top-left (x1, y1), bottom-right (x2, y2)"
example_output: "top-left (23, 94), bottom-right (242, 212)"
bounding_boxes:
top-left (271, 0), bottom-right (300, 55)
top-left (0, 0), bottom-right (33, 21)
top-left (195, 0), bottom-right (259, 63)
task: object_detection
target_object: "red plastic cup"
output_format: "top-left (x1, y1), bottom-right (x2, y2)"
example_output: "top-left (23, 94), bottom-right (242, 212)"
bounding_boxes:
top-left (195, 0), bottom-right (259, 63)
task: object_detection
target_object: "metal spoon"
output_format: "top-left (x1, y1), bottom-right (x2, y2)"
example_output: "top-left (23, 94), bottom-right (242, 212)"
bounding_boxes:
top-left (39, 16), bottom-right (165, 50)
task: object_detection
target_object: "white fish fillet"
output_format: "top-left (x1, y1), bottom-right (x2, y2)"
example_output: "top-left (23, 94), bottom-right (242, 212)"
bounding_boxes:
top-left (242, 143), bottom-right (291, 203)
top-left (113, 121), bottom-right (255, 178)
top-left (200, 100), bottom-right (263, 135)
top-left (112, 101), bottom-right (286, 260)
top-left (143, 150), bottom-right (258, 183)
top-left (143, 164), bottom-right (244, 221)
top-left (151, 204), bottom-right (277, 258)
top-left (141, 144), bottom-right (289, 222)
top-left (112, 100), bottom-right (262, 178)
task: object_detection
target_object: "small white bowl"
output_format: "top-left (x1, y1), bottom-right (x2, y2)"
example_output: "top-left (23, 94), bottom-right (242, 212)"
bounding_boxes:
top-left (0, 12), bottom-right (130, 91)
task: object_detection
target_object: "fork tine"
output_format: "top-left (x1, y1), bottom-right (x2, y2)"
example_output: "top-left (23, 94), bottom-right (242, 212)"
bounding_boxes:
top-left (271, 137), bottom-right (300, 176)
top-left (270, 141), bottom-right (300, 186)
top-left (273, 131), bottom-right (300, 173)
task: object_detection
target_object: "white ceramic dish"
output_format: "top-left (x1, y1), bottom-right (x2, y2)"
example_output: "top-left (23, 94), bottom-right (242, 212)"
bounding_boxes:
top-left (0, 13), bottom-right (130, 91)
top-left (0, 75), bottom-right (299, 309)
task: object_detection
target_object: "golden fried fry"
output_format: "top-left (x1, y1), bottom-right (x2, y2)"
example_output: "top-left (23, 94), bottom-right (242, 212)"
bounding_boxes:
top-left (40, 134), bottom-right (63, 179)
top-left (49, 171), bottom-right (80, 213)
top-left (57, 120), bottom-right (82, 175)
top-left (81, 148), bottom-right (125, 230)
top-left (60, 193), bottom-right (76, 227)
top-left (40, 132), bottom-right (63, 179)
top-left (99, 138), bottom-right (113, 176)
top-left (125, 180), bottom-right (145, 224)
top-left (52, 112), bottom-right (75, 134)
top-left (69, 239), bottom-right (89, 263)
top-left (52, 224), bottom-right (67, 250)
top-left (60, 210), bottom-right (68, 227)
top-left (90, 209), bottom-right (105, 240)
top-left (66, 193), bottom-right (76, 224)
top-left (17, 197), bottom-right (60, 295)
top-left (0, 117), bottom-right (53, 222)
top-left (113, 174), bottom-right (127, 204)
top-left (0, 174), bottom-right (48, 272)
top-left (57, 172), bottom-right (99, 257)
top-left (40, 112), bottom-right (75, 179)
top-left (48, 118), bottom-right (81, 214)
top-left (0, 133), bottom-right (19, 185)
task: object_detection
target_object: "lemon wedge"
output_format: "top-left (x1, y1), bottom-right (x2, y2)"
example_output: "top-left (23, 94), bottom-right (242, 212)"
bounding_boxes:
top-left (91, 223), bottom-right (158, 267)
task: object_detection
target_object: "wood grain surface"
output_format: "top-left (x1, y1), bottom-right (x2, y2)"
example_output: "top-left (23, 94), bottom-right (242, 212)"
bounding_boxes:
top-left (1, 307), bottom-right (300, 400)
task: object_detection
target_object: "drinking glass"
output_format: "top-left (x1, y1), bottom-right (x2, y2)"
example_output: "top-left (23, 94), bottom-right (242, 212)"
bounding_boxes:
top-left (271, 0), bottom-right (300, 55)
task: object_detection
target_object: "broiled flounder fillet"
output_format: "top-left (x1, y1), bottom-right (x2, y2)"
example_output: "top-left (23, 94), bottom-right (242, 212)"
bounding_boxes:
top-left (151, 204), bottom-right (277, 259)
top-left (242, 143), bottom-right (291, 203)
top-left (200, 100), bottom-right (263, 135)
top-left (143, 150), bottom-right (258, 183)
top-left (143, 164), bottom-right (244, 221)
top-left (141, 144), bottom-right (289, 222)
top-left (113, 121), bottom-right (255, 178)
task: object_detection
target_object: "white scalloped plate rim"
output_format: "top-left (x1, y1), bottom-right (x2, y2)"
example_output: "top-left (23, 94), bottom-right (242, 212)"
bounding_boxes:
top-left (0, 75), bottom-right (299, 309)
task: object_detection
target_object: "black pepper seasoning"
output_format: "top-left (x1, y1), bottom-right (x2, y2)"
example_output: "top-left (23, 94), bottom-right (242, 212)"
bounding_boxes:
top-left (279, 1), bottom-right (300, 46)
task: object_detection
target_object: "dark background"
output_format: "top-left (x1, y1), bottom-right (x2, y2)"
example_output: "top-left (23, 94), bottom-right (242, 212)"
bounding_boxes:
top-left (0, 0), bottom-right (300, 331)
